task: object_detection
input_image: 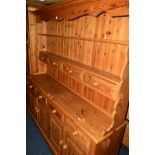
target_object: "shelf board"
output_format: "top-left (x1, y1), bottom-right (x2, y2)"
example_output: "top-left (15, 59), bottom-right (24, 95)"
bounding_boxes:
top-left (38, 33), bottom-right (128, 45)
top-left (40, 51), bottom-right (121, 84)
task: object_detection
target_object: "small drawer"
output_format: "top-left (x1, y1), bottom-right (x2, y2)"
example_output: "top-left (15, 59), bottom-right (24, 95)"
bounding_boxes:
top-left (83, 72), bottom-right (119, 100)
top-left (63, 64), bottom-right (82, 81)
top-left (28, 83), bottom-right (37, 96)
top-left (65, 119), bottom-right (91, 153)
top-left (39, 52), bottom-right (48, 63)
top-left (48, 57), bottom-right (61, 68)
top-left (37, 93), bottom-right (47, 105)
top-left (49, 100), bottom-right (63, 122)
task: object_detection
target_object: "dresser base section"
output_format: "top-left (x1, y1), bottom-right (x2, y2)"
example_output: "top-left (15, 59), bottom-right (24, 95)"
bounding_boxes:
top-left (27, 109), bottom-right (126, 155)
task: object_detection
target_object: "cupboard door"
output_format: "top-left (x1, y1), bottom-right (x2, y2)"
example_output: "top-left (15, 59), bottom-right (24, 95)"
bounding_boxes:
top-left (64, 119), bottom-right (90, 154)
top-left (50, 116), bottom-right (63, 152)
top-left (38, 103), bottom-right (45, 128)
top-left (27, 85), bottom-right (39, 119)
top-left (38, 95), bottom-right (49, 136)
top-left (30, 93), bottom-right (39, 119)
top-left (63, 137), bottom-right (84, 155)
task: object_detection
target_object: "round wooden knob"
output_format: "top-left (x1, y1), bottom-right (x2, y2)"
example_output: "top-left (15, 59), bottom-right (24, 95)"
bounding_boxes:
top-left (66, 67), bottom-right (69, 70)
top-left (59, 140), bottom-right (63, 145)
top-left (56, 63), bottom-right (59, 66)
top-left (77, 117), bottom-right (80, 121)
top-left (52, 62), bottom-right (56, 65)
top-left (73, 131), bottom-right (78, 136)
top-left (35, 107), bottom-right (40, 113)
top-left (29, 85), bottom-right (32, 88)
top-left (52, 109), bottom-right (56, 114)
top-left (38, 95), bottom-right (43, 99)
top-left (63, 144), bottom-right (67, 149)
top-left (41, 57), bottom-right (44, 60)
top-left (68, 70), bottom-right (72, 74)
top-left (93, 82), bottom-right (98, 86)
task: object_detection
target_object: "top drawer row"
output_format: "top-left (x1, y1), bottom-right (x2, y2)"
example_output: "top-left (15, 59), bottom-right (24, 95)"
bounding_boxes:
top-left (39, 52), bottom-right (121, 101)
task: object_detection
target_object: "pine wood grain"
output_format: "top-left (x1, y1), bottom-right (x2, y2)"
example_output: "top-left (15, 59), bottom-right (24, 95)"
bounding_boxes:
top-left (27, 1), bottom-right (129, 154)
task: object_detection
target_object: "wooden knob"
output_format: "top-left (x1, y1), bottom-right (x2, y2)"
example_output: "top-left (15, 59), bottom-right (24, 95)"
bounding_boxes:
top-left (52, 109), bottom-right (56, 114)
top-left (59, 140), bottom-right (63, 145)
top-left (29, 85), bottom-right (32, 88)
top-left (77, 117), bottom-right (80, 121)
top-left (41, 56), bottom-right (44, 60)
top-left (56, 63), bottom-right (59, 66)
top-left (93, 82), bottom-right (98, 86)
top-left (36, 108), bottom-right (40, 113)
top-left (38, 95), bottom-right (43, 99)
top-left (63, 144), bottom-right (67, 149)
top-left (66, 67), bottom-right (69, 70)
top-left (68, 70), bottom-right (72, 74)
top-left (52, 62), bottom-right (56, 65)
top-left (35, 107), bottom-right (40, 113)
top-left (73, 131), bottom-right (78, 136)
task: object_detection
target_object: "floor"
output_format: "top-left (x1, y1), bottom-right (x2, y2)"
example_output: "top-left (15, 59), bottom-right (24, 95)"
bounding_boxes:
top-left (26, 113), bottom-right (129, 155)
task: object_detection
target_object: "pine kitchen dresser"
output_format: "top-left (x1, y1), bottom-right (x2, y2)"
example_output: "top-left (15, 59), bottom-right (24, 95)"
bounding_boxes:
top-left (26, 0), bottom-right (129, 154)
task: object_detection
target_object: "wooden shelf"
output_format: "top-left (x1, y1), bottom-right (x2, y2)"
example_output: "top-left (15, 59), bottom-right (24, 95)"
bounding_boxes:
top-left (29, 74), bottom-right (114, 142)
top-left (38, 33), bottom-right (128, 45)
top-left (40, 51), bottom-right (121, 84)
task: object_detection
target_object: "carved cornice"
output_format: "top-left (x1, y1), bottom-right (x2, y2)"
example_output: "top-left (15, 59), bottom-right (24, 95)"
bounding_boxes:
top-left (34, 0), bottom-right (129, 21)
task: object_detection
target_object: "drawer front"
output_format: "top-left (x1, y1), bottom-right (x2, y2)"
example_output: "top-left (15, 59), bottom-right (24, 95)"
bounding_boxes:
top-left (37, 93), bottom-right (47, 106)
top-left (83, 72), bottom-right (119, 100)
top-left (49, 100), bottom-right (63, 122)
top-left (39, 52), bottom-right (48, 63)
top-left (48, 57), bottom-right (62, 79)
top-left (50, 116), bottom-right (63, 152)
top-left (28, 83), bottom-right (36, 96)
top-left (48, 57), bottom-right (61, 68)
top-left (63, 64), bottom-right (82, 81)
top-left (65, 119), bottom-right (91, 154)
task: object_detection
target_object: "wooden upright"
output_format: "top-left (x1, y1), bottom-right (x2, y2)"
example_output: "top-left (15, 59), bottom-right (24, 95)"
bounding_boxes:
top-left (27, 0), bottom-right (129, 154)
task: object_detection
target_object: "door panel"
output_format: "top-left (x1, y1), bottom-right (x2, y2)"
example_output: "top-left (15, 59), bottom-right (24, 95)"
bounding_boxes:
top-left (64, 137), bottom-right (84, 155)
top-left (27, 85), bottom-right (39, 119)
top-left (50, 116), bottom-right (63, 152)
top-left (38, 94), bottom-right (49, 137)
